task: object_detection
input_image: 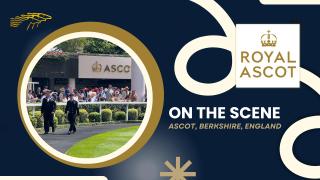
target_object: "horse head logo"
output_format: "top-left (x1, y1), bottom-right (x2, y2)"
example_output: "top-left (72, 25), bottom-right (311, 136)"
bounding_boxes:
top-left (10, 12), bottom-right (52, 30)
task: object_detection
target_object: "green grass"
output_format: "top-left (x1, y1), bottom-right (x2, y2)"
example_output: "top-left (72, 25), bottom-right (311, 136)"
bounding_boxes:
top-left (66, 126), bottom-right (139, 158)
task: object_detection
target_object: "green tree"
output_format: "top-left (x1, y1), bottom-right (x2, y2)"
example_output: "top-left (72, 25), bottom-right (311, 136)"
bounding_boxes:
top-left (55, 38), bottom-right (87, 52)
top-left (83, 38), bottom-right (127, 55)
top-left (53, 38), bottom-right (127, 55)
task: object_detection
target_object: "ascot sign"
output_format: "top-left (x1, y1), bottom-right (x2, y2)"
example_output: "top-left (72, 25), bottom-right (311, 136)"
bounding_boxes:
top-left (79, 55), bottom-right (131, 79)
top-left (91, 61), bottom-right (130, 73)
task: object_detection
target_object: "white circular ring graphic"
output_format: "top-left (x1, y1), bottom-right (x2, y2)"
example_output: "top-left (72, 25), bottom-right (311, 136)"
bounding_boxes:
top-left (280, 116), bottom-right (320, 179)
top-left (174, 35), bottom-right (235, 96)
top-left (174, 0), bottom-right (236, 96)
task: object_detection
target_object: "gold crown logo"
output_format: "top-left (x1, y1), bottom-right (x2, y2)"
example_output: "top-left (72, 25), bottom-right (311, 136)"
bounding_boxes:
top-left (261, 30), bottom-right (277, 47)
top-left (92, 61), bottom-right (102, 72)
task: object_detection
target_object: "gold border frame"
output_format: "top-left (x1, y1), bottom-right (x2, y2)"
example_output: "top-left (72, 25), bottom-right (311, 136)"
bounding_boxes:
top-left (17, 22), bottom-right (164, 168)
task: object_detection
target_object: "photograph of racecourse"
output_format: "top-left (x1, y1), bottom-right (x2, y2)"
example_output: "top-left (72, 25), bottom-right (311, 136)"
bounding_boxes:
top-left (25, 37), bottom-right (147, 158)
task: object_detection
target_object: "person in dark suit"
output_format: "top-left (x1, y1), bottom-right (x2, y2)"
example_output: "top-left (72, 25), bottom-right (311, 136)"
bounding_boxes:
top-left (65, 93), bottom-right (79, 135)
top-left (41, 89), bottom-right (56, 134)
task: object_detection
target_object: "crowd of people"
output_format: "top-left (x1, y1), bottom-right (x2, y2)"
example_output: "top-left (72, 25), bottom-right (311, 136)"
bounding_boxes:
top-left (27, 84), bottom-right (141, 103)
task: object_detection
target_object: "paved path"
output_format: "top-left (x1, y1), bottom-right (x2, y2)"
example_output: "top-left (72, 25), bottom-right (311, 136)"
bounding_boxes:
top-left (40, 123), bottom-right (141, 153)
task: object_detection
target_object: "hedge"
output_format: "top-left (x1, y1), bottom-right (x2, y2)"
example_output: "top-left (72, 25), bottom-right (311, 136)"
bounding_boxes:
top-left (77, 109), bottom-right (89, 123)
top-left (88, 112), bottom-right (101, 122)
top-left (54, 116), bottom-right (58, 128)
top-left (31, 111), bottom-right (43, 128)
top-left (30, 117), bottom-right (37, 127)
top-left (55, 110), bottom-right (65, 124)
top-left (28, 111), bottom-right (38, 127)
top-left (112, 108), bottom-right (121, 120)
top-left (101, 109), bottom-right (112, 122)
top-left (28, 106), bottom-right (144, 128)
top-left (28, 111), bottom-right (60, 128)
top-left (128, 108), bottom-right (138, 120)
top-left (138, 112), bottom-right (145, 120)
top-left (114, 111), bottom-right (126, 121)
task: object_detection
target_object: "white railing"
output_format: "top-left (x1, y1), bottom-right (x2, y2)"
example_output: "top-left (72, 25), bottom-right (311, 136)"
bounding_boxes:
top-left (26, 101), bottom-right (147, 121)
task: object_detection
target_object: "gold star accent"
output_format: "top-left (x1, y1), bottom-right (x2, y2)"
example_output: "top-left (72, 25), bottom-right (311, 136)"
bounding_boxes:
top-left (160, 156), bottom-right (196, 180)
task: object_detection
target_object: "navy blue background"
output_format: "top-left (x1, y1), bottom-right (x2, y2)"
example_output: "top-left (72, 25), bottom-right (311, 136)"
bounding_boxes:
top-left (1, 0), bottom-right (320, 179)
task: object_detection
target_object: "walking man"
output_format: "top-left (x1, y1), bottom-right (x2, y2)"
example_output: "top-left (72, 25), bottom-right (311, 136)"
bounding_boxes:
top-left (65, 93), bottom-right (79, 135)
top-left (41, 89), bottom-right (56, 134)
